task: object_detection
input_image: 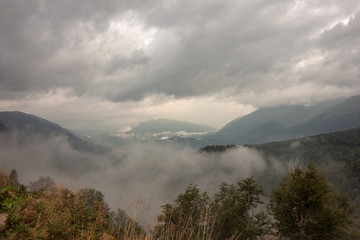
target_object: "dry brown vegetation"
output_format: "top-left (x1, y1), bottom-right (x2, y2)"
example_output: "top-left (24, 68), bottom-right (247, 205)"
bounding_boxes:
top-left (0, 167), bottom-right (358, 240)
top-left (0, 170), bottom-right (147, 239)
top-left (0, 169), bottom-right (270, 240)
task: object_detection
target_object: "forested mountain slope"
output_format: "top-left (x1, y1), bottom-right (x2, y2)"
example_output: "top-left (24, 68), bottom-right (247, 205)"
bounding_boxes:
top-left (246, 127), bottom-right (360, 198)
top-left (202, 96), bottom-right (360, 146)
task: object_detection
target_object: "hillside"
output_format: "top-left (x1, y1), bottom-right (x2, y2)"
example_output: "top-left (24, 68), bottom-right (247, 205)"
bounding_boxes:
top-left (245, 127), bottom-right (360, 198)
top-left (0, 111), bottom-right (109, 154)
top-left (0, 122), bottom-right (7, 132)
top-left (288, 95), bottom-right (360, 137)
top-left (246, 127), bottom-right (360, 164)
top-left (201, 127), bottom-right (360, 199)
top-left (201, 96), bottom-right (360, 146)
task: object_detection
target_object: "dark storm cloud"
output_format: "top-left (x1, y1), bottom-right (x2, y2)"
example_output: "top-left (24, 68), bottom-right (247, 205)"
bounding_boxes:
top-left (0, 0), bottom-right (111, 96)
top-left (0, 0), bottom-right (156, 97)
top-left (0, 0), bottom-right (359, 104)
top-left (115, 0), bottom-right (359, 101)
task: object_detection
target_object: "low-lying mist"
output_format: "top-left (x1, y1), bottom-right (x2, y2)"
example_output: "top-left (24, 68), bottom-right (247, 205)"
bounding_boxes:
top-left (0, 133), bottom-right (294, 225)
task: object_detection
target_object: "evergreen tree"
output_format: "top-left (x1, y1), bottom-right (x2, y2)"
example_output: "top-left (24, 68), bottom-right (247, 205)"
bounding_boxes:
top-left (9, 169), bottom-right (20, 188)
top-left (154, 185), bottom-right (212, 239)
top-left (269, 164), bottom-right (358, 240)
top-left (108, 208), bottom-right (145, 237)
top-left (213, 178), bottom-right (271, 240)
top-left (29, 175), bottom-right (56, 192)
top-left (77, 188), bottom-right (108, 214)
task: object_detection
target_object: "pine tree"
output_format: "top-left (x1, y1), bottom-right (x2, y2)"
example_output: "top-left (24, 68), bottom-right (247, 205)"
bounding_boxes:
top-left (269, 164), bottom-right (358, 240)
top-left (9, 169), bottom-right (20, 188)
top-left (29, 176), bottom-right (56, 192)
top-left (212, 178), bottom-right (271, 240)
top-left (154, 185), bottom-right (213, 239)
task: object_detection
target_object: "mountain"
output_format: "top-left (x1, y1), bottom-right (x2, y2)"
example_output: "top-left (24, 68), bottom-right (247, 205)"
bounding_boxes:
top-left (214, 105), bottom-right (309, 143)
top-left (245, 127), bottom-right (360, 198)
top-left (200, 96), bottom-right (360, 146)
top-left (0, 122), bottom-right (7, 132)
top-left (131, 118), bottom-right (216, 134)
top-left (288, 95), bottom-right (360, 137)
top-left (0, 111), bottom-right (110, 154)
top-left (202, 127), bottom-right (360, 202)
top-left (120, 118), bottom-right (216, 141)
top-left (246, 126), bottom-right (360, 165)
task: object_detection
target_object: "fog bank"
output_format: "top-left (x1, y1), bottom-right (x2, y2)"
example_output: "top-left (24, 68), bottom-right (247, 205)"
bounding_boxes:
top-left (0, 134), bottom-right (292, 224)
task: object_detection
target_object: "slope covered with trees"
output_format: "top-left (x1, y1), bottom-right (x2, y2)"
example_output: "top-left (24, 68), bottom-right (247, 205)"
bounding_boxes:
top-left (245, 127), bottom-right (360, 200)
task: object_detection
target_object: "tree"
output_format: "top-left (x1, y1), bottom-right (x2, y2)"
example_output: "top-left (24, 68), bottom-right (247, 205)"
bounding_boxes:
top-left (154, 185), bottom-right (213, 239)
top-left (29, 176), bottom-right (56, 192)
top-left (9, 169), bottom-right (20, 188)
top-left (78, 188), bottom-right (106, 211)
top-left (212, 178), bottom-right (271, 240)
top-left (269, 164), bottom-right (358, 240)
top-left (108, 208), bottom-right (145, 238)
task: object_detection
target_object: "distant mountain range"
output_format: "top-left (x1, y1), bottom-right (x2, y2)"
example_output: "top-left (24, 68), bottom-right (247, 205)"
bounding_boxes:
top-left (118, 118), bottom-right (216, 141)
top-left (131, 118), bottom-right (216, 134)
top-left (0, 111), bottom-right (109, 154)
top-left (288, 96), bottom-right (360, 137)
top-left (1, 95), bottom-right (360, 150)
top-left (197, 95), bottom-right (360, 146)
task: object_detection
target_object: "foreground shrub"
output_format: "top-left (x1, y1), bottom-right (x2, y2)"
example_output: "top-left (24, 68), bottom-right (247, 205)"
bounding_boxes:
top-left (269, 164), bottom-right (360, 240)
top-left (154, 185), bottom-right (214, 240)
top-left (108, 208), bottom-right (146, 238)
top-left (2, 188), bottom-right (109, 239)
top-left (212, 178), bottom-right (271, 240)
top-left (154, 180), bottom-right (271, 240)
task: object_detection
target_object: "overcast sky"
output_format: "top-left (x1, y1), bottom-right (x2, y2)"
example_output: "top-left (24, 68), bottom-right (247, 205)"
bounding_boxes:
top-left (0, 0), bottom-right (359, 132)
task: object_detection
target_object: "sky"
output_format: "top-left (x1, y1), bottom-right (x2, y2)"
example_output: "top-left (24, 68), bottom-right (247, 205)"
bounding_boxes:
top-left (0, 0), bottom-right (360, 133)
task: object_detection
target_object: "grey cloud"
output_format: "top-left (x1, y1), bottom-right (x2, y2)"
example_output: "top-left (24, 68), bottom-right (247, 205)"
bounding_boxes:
top-left (320, 11), bottom-right (360, 49)
top-left (297, 10), bottom-right (360, 88)
top-left (105, 50), bottom-right (149, 76)
top-left (0, 0), bottom-right (359, 105)
top-left (108, 0), bottom-right (360, 102)
top-left (0, 0), bottom-right (150, 96)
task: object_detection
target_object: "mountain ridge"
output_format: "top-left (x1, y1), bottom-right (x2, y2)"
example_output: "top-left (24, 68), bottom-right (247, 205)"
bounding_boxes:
top-left (0, 111), bottom-right (110, 154)
top-left (197, 95), bottom-right (360, 146)
top-left (129, 118), bottom-right (217, 134)
top-left (1, 95), bottom-right (359, 149)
